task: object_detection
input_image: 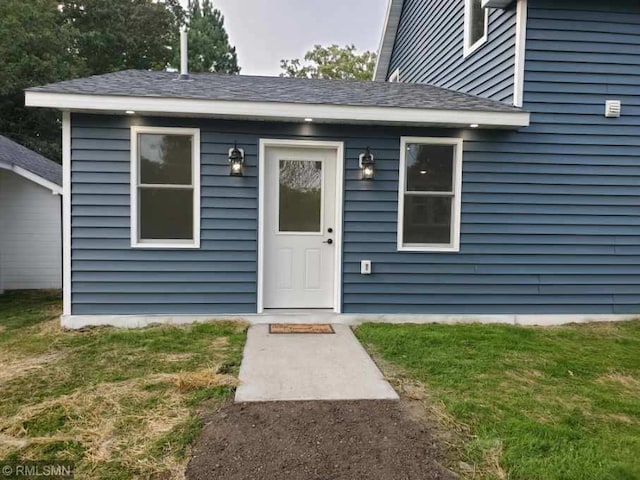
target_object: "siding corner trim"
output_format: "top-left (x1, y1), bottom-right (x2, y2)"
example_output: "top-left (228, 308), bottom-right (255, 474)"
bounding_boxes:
top-left (513, 0), bottom-right (528, 107)
top-left (62, 112), bottom-right (71, 316)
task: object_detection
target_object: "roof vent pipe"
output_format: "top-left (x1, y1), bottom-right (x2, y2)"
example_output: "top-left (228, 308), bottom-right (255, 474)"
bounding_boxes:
top-left (179, 0), bottom-right (190, 80)
top-left (179, 25), bottom-right (189, 79)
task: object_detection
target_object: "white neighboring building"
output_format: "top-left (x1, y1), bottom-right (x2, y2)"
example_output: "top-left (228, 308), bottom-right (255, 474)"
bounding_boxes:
top-left (0, 136), bottom-right (62, 292)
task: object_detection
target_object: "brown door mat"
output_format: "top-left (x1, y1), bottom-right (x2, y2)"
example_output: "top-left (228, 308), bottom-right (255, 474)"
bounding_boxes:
top-left (269, 324), bottom-right (335, 334)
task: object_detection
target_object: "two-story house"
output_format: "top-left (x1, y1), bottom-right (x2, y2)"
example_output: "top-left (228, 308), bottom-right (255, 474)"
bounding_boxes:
top-left (374, 0), bottom-right (640, 318)
top-left (25, 0), bottom-right (639, 328)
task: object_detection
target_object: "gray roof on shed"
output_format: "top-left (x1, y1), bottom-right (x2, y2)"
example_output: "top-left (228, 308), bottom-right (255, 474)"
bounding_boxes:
top-left (0, 136), bottom-right (62, 187)
top-left (27, 70), bottom-right (522, 114)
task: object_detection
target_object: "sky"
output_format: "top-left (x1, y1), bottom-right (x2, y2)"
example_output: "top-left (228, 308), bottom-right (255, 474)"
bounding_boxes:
top-left (207, 0), bottom-right (389, 76)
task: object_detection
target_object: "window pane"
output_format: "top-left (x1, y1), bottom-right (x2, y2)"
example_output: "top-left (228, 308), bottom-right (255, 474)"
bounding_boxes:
top-left (403, 196), bottom-right (452, 245)
top-left (279, 160), bottom-right (322, 232)
top-left (139, 188), bottom-right (193, 240)
top-left (139, 134), bottom-right (192, 185)
top-left (470, 0), bottom-right (486, 45)
top-left (406, 144), bottom-right (454, 192)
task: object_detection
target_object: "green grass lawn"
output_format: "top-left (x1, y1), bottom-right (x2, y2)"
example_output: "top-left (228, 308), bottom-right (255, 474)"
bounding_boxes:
top-left (0, 290), bottom-right (247, 479)
top-left (356, 321), bottom-right (640, 480)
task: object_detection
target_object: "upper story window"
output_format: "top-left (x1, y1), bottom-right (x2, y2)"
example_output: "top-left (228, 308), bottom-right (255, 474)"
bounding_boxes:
top-left (464, 0), bottom-right (489, 57)
top-left (130, 126), bottom-right (201, 248)
top-left (397, 137), bottom-right (463, 252)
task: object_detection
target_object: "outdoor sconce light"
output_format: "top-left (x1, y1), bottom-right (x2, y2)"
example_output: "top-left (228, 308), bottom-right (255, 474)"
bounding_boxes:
top-left (359, 147), bottom-right (375, 180)
top-left (228, 144), bottom-right (245, 177)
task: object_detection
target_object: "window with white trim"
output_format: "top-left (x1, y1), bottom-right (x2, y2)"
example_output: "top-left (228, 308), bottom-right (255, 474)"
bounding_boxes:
top-left (131, 126), bottom-right (200, 248)
top-left (398, 137), bottom-right (463, 252)
top-left (464, 0), bottom-right (489, 56)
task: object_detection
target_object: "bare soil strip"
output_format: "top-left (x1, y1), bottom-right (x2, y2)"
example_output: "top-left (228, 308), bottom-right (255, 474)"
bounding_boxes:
top-left (187, 400), bottom-right (456, 480)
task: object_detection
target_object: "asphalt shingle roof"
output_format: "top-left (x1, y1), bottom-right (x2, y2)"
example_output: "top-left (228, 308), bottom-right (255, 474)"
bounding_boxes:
top-left (28, 70), bottom-right (522, 114)
top-left (0, 136), bottom-right (62, 187)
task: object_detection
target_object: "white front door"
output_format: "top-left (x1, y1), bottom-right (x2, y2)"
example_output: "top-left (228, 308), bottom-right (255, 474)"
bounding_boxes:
top-left (263, 145), bottom-right (338, 309)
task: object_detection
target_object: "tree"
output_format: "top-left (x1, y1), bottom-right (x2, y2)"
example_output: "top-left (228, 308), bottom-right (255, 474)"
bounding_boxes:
top-left (0, 0), bottom-right (189, 161)
top-left (0, 0), bottom-right (81, 160)
top-left (172, 0), bottom-right (240, 74)
top-left (61, 0), bottom-right (183, 75)
top-left (1, 0), bottom-right (241, 161)
top-left (280, 45), bottom-right (376, 81)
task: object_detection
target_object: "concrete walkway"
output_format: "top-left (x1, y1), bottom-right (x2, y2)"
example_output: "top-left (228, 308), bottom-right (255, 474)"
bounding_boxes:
top-left (235, 324), bottom-right (399, 402)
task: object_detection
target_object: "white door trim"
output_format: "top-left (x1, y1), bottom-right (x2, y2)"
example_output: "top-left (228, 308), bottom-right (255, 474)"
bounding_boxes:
top-left (258, 139), bottom-right (344, 314)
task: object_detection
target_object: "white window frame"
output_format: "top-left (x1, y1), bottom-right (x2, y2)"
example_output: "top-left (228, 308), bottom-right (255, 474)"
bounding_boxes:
top-left (463, 0), bottom-right (489, 57)
top-left (130, 126), bottom-right (201, 249)
top-left (388, 68), bottom-right (401, 83)
top-left (397, 137), bottom-right (463, 253)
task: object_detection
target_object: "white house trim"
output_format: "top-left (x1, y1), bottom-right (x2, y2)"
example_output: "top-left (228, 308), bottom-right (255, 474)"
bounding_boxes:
top-left (62, 111), bottom-right (71, 316)
top-left (25, 91), bottom-right (530, 129)
top-left (257, 139), bottom-right (344, 315)
top-left (373, 0), bottom-right (405, 82)
top-left (60, 312), bottom-right (639, 330)
top-left (129, 126), bottom-right (201, 249)
top-left (463, 0), bottom-right (490, 57)
top-left (397, 137), bottom-right (464, 253)
top-left (0, 162), bottom-right (62, 195)
top-left (388, 68), bottom-right (401, 83)
top-left (513, 0), bottom-right (528, 107)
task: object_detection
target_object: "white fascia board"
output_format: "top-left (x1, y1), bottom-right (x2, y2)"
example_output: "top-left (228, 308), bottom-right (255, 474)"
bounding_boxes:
top-left (0, 161), bottom-right (62, 194)
top-left (373, 0), bottom-right (405, 82)
top-left (25, 91), bottom-right (530, 129)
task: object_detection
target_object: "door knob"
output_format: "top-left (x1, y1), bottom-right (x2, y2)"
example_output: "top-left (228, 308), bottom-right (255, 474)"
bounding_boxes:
top-left (328, 228), bottom-right (333, 233)
top-left (323, 239), bottom-right (333, 245)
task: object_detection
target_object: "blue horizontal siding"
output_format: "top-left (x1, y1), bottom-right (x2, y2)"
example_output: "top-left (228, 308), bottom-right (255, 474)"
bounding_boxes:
top-left (71, 114), bottom-right (259, 314)
top-left (344, 2), bottom-right (640, 318)
top-left (387, 0), bottom-right (517, 104)
top-left (73, 60), bottom-right (640, 317)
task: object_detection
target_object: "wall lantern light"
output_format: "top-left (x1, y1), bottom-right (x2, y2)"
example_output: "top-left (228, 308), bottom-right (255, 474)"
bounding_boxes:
top-left (228, 144), bottom-right (245, 177)
top-left (359, 147), bottom-right (375, 180)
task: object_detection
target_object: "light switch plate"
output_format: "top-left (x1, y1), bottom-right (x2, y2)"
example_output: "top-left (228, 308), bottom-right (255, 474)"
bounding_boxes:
top-left (361, 260), bottom-right (372, 275)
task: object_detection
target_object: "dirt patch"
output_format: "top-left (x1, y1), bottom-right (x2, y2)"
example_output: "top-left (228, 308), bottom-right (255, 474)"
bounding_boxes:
top-left (597, 373), bottom-right (640, 393)
top-left (565, 321), bottom-right (628, 336)
top-left (209, 336), bottom-right (230, 349)
top-left (366, 351), bottom-right (470, 443)
top-left (162, 352), bottom-right (196, 362)
top-left (174, 368), bottom-right (238, 392)
top-left (34, 318), bottom-right (62, 336)
top-left (0, 351), bottom-right (65, 383)
top-left (362, 348), bottom-right (504, 478)
top-left (186, 400), bottom-right (456, 480)
top-left (598, 413), bottom-right (637, 425)
top-left (505, 369), bottom-right (543, 385)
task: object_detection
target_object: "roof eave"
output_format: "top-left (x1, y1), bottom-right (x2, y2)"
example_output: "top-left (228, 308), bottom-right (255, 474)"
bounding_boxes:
top-left (0, 160), bottom-right (62, 194)
top-left (373, 0), bottom-right (404, 82)
top-left (25, 91), bottom-right (530, 130)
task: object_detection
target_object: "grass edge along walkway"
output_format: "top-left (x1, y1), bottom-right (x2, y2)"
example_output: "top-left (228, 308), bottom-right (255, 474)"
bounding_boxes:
top-left (0, 290), bottom-right (247, 479)
top-left (356, 321), bottom-right (640, 480)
